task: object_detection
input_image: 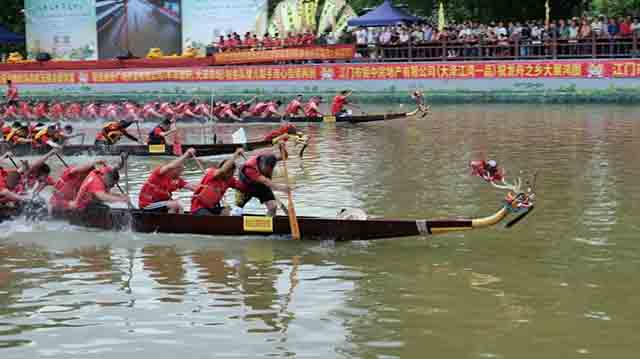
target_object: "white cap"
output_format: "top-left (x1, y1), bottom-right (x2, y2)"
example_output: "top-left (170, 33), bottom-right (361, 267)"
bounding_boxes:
top-left (487, 160), bottom-right (497, 167)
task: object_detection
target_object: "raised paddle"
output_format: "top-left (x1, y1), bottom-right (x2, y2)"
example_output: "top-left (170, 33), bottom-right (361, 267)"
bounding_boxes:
top-left (190, 152), bottom-right (206, 174)
top-left (135, 120), bottom-right (143, 142)
top-left (54, 152), bottom-right (69, 168)
top-left (122, 152), bottom-right (133, 210)
top-left (3, 153), bottom-right (19, 168)
top-left (279, 143), bottom-right (300, 240)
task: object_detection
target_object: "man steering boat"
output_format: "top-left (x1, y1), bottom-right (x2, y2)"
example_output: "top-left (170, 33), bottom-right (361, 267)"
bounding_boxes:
top-left (95, 119), bottom-right (141, 146)
top-left (331, 90), bottom-right (359, 117)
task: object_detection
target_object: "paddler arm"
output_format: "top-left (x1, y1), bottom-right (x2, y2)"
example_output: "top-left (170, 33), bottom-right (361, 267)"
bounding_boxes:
top-left (159, 147), bottom-right (196, 175)
top-left (70, 159), bottom-right (107, 176)
top-left (0, 189), bottom-right (29, 202)
top-left (94, 191), bottom-right (131, 205)
top-left (27, 148), bottom-right (57, 174)
top-left (213, 149), bottom-right (244, 179)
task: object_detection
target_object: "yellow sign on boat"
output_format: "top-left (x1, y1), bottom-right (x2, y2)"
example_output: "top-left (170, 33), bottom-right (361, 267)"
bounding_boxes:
top-left (323, 115), bottom-right (336, 123)
top-left (148, 144), bottom-right (166, 153)
top-left (243, 216), bottom-right (274, 233)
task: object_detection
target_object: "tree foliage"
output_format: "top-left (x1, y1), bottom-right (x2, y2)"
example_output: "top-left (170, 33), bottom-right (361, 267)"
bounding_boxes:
top-left (0, 0), bottom-right (24, 32)
top-left (349, 0), bottom-right (596, 23)
top-left (591, 0), bottom-right (640, 17)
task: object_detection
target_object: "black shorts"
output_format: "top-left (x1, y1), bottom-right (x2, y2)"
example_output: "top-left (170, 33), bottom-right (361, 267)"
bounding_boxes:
top-left (6, 100), bottom-right (17, 107)
top-left (236, 182), bottom-right (276, 207)
top-left (193, 205), bottom-right (224, 216)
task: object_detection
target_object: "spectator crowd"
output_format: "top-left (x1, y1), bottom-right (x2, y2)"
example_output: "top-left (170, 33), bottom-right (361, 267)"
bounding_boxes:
top-left (213, 30), bottom-right (324, 52)
top-left (351, 15), bottom-right (640, 59)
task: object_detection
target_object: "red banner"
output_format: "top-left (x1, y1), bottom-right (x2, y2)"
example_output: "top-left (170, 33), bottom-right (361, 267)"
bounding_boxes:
top-left (0, 60), bottom-right (638, 85)
top-left (213, 45), bottom-right (356, 65)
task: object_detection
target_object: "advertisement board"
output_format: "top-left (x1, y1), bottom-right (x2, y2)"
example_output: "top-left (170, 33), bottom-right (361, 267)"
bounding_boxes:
top-left (96, 0), bottom-right (182, 59)
top-left (182, 0), bottom-right (268, 55)
top-left (25, 0), bottom-right (99, 60)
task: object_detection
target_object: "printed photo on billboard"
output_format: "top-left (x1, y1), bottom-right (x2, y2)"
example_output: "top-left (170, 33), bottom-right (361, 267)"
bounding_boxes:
top-left (25, 0), bottom-right (99, 60)
top-left (182, 0), bottom-right (267, 56)
top-left (97, 0), bottom-right (182, 59)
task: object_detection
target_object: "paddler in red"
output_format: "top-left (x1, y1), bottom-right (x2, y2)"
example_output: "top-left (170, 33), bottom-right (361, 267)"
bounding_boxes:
top-left (19, 102), bottom-right (37, 121)
top-left (284, 95), bottom-right (304, 117)
top-left (83, 102), bottom-right (99, 120)
top-left (190, 148), bottom-right (244, 216)
top-left (235, 143), bottom-right (290, 216)
top-left (21, 148), bottom-right (59, 194)
top-left (50, 158), bottom-right (107, 211)
top-left (0, 168), bottom-right (28, 207)
top-left (304, 96), bottom-right (322, 117)
top-left (331, 90), bottom-right (355, 116)
top-left (219, 103), bottom-right (243, 121)
top-left (49, 102), bottom-right (66, 121)
top-left (234, 96), bottom-right (256, 117)
top-left (3, 103), bottom-right (19, 120)
top-left (70, 167), bottom-right (130, 211)
top-left (33, 102), bottom-right (49, 121)
top-left (141, 102), bottom-right (162, 120)
top-left (138, 147), bottom-right (198, 213)
top-left (261, 100), bottom-right (283, 118)
top-left (66, 102), bottom-right (83, 121)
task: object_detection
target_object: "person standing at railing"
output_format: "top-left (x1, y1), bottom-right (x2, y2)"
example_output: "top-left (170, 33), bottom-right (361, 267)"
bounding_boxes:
top-left (607, 18), bottom-right (619, 38)
top-left (591, 16), bottom-right (605, 38)
top-left (619, 17), bottom-right (632, 37)
top-left (632, 18), bottom-right (640, 35)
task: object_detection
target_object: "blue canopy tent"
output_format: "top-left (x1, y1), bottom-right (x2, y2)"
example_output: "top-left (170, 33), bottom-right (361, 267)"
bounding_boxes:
top-left (347, 0), bottom-right (421, 27)
top-left (0, 24), bottom-right (25, 44)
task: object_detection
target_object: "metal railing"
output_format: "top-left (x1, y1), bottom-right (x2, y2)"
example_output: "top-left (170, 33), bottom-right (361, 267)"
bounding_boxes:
top-left (355, 33), bottom-right (639, 62)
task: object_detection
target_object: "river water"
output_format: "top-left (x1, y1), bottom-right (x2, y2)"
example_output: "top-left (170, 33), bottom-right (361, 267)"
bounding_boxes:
top-left (1, 104), bottom-right (640, 358)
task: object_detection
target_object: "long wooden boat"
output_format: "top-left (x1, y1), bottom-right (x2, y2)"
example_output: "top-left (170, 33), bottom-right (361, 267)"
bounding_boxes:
top-left (0, 140), bottom-right (272, 157)
top-left (215, 107), bottom-right (425, 124)
top-left (48, 192), bottom-right (534, 240)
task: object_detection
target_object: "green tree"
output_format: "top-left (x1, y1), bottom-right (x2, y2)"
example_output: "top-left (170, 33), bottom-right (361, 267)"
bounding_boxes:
top-left (591, 0), bottom-right (640, 16)
top-left (348, 0), bottom-right (588, 23)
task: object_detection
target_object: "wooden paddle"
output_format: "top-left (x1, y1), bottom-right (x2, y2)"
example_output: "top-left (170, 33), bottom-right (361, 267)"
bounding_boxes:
top-left (280, 143), bottom-right (300, 240)
top-left (122, 153), bottom-right (132, 210)
top-left (190, 152), bottom-right (206, 174)
top-left (135, 120), bottom-right (143, 143)
top-left (54, 152), bottom-right (69, 168)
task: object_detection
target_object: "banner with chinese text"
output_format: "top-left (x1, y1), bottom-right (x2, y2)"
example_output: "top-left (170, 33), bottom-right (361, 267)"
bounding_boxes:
top-left (1, 60), bottom-right (639, 85)
top-left (213, 45), bottom-right (356, 65)
top-left (25, 0), bottom-right (98, 60)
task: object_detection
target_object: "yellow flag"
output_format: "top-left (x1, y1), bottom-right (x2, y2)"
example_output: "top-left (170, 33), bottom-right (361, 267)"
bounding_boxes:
top-left (438, 2), bottom-right (445, 32)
